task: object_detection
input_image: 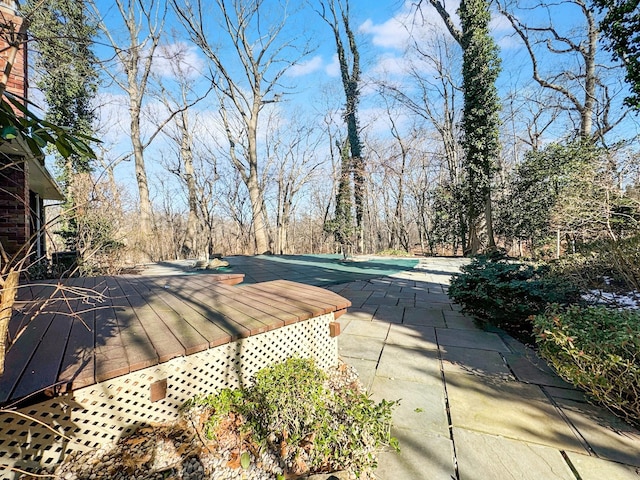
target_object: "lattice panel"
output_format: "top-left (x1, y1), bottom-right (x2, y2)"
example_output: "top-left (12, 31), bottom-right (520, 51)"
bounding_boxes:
top-left (0, 314), bottom-right (337, 479)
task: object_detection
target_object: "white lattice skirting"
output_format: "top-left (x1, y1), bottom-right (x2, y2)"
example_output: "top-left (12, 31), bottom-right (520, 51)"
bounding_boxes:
top-left (0, 313), bottom-right (338, 479)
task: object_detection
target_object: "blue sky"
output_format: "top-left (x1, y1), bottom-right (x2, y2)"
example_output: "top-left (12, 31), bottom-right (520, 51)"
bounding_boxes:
top-left (82, 0), bottom-right (638, 210)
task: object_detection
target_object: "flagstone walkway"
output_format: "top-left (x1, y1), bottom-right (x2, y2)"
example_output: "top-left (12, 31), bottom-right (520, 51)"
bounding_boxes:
top-left (326, 257), bottom-right (640, 480)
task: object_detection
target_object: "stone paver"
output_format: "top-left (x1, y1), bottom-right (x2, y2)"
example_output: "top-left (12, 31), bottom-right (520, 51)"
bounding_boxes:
top-left (442, 311), bottom-right (477, 330)
top-left (403, 307), bottom-right (446, 327)
top-left (556, 399), bottom-right (640, 467)
top-left (565, 452), bottom-right (640, 480)
top-left (445, 372), bottom-right (586, 452)
top-left (386, 324), bottom-right (438, 350)
top-left (342, 319), bottom-right (390, 339)
top-left (374, 430), bottom-right (455, 480)
top-left (338, 334), bottom-right (385, 362)
top-left (377, 344), bottom-right (441, 384)
top-left (454, 428), bottom-right (576, 480)
top-left (542, 385), bottom-right (587, 402)
top-left (503, 352), bottom-right (575, 388)
top-left (436, 328), bottom-right (510, 352)
top-left (370, 377), bottom-right (449, 436)
top-left (441, 345), bottom-right (514, 379)
top-left (372, 305), bottom-right (404, 323)
top-left (343, 357), bottom-right (377, 391)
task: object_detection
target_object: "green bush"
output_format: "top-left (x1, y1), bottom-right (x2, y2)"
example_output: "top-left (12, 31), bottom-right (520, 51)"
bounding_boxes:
top-left (191, 358), bottom-right (398, 476)
top-left (448, 255), bottom-right (579, 343)
top-left (534, 305), bottom-right (640, 426)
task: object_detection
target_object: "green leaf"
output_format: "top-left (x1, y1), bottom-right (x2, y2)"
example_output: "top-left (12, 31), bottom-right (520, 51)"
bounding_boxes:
top-left (55, 137), bottom-right (72, 158)
top-left (240, 451), bottom-right (250, 469)
top-left (389, 436), bottom-right (400, 452)
top-left (31, 132), bottom-right (48, 148)
top-left (1, 125), bottom-right (17, 140)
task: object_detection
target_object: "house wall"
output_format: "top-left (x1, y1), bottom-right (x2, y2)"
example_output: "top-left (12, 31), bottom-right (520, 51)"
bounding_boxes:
top-left (0, 3), bottom-right (37, 262)
top-left (0, 0), bottom-right (27, 101)
top-left (0, 157), bottom-right (29, 259)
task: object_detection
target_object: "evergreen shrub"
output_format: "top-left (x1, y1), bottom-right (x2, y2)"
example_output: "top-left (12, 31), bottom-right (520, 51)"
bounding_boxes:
top-left (534, 305), bottom-right (640, 426)
top-left (448, 254), bottom-right (579, 343)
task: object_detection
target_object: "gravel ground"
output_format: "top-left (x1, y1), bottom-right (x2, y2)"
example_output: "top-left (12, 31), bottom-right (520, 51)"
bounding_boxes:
top-left (39, 363), bottom-right (370, 480)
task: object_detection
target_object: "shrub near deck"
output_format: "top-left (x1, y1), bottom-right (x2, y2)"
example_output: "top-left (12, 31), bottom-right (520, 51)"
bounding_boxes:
top-left (191, 358), bottom-right (398, 478)
top-left (448, 255), bottom-right (579, 343)
top-left (535, 305), bottom-right (640, 426)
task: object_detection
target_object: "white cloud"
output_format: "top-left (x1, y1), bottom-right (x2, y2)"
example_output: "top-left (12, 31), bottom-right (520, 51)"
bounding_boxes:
top-left (326, 54), bottom-right (341, 77)
top-left (491, 12), bottom-right (522, 50)
top-left (288, 55), bottom-right (324, 77)
top-left (359, 17), bottom-right (410, 50)
top-left (371, 54), bottom-right (408, 76)
top-left (359, 1), bottom-right (458, 79)
top-left (153, 42), bottom-right (206, 80)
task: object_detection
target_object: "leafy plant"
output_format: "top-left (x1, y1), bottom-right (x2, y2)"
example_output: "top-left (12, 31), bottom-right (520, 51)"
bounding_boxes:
top-left (534, 305), bottom-right (640, 426)
top-left (0, 92), bottom-right (96, 160)
top-left (191, 358), bottom-right (398, 477)
top-left (448, 254), bottom-right (579, 343)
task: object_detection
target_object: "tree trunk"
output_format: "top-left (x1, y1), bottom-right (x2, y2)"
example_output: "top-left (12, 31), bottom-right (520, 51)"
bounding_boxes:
top-left (180, 111), bottom-right (200, 258)
top-left (130, 104), bottom-right (153, 251)
top-left (485, 194), bottom-right (496, 250)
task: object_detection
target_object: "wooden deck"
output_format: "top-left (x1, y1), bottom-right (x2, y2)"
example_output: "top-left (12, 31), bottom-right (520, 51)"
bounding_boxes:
top-left (0, 273), bottom-right (350, 407)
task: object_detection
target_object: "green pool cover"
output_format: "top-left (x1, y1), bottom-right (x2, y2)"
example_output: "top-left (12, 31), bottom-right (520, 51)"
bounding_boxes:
top-left (222, 254), bottom-right (419, 286)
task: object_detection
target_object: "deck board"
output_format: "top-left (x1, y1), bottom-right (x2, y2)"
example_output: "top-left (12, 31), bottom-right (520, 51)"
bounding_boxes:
top-left (0, 309), bottom-right (57, 404)
top-left (108, 278), bottom-right (159, 373)
top-left (11, 278), bottom-right (84, 400)
top-left (94, 278), bottom-right (131, 383)
top-left (271, 280), bottom-right (351, 311)
top-left (187, 287), bottom-right (285, 335)
top-left (113, 277), bottom-right (186, 363)
top-left (122, 277), bottom-right (213, 355)
top-left (138, 278), bottom-right (260, 340)
top-left (59, 277), bottom-right (97, 391)
top-left (1, 273), bottom-right (350, 407)
top-left (237, 284), bottom-right (330, 318)
top-left (209, 283), bottom-right (306, 325)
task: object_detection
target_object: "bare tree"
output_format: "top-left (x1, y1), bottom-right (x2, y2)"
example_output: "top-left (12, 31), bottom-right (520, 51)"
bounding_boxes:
top-left (266, 114), bottom-right (323, 254)
top-left (381, 32), bottom-right (467, 250)
top-left (154, 42), bottom-right (212, 259)
top-left (89, 0), bottom-right (167, 255)
top-left (317, 0), bottom-right (366, 253)
top-left (174, 0), bottom-right (312, 254)
top-left (497, 0), bottom-right (627, 142)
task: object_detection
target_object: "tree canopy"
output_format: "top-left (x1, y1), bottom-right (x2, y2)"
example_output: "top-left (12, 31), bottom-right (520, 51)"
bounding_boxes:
top-left (593, 0), bottom-right (640, 110)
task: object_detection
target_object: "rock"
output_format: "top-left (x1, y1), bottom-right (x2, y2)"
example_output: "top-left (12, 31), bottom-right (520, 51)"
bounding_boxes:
top-left (206, 258), bottom-right (229, 269)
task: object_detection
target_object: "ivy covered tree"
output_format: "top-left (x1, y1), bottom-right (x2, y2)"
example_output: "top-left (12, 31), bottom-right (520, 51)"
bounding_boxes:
top-left (422, 0), bottom-right (501, 254)
top-left (22, 0), bottom-right (99, 250)
top-left (591, 0), bottom-right (640, 110)
top-left (319, 0), bottom-right (366, 253)
top-left (325, 142), bottom-right (355, 259)
top-left (458, 0), bottom-right (502, 254)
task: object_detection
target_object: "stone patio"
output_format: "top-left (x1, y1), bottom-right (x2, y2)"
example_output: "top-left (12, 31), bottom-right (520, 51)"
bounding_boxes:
top-left (325, 257), bottom-right (640, 480)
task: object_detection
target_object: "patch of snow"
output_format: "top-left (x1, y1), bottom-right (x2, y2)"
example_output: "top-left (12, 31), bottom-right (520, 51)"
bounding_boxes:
top-left (582, 290), bottom-right (640, 310)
